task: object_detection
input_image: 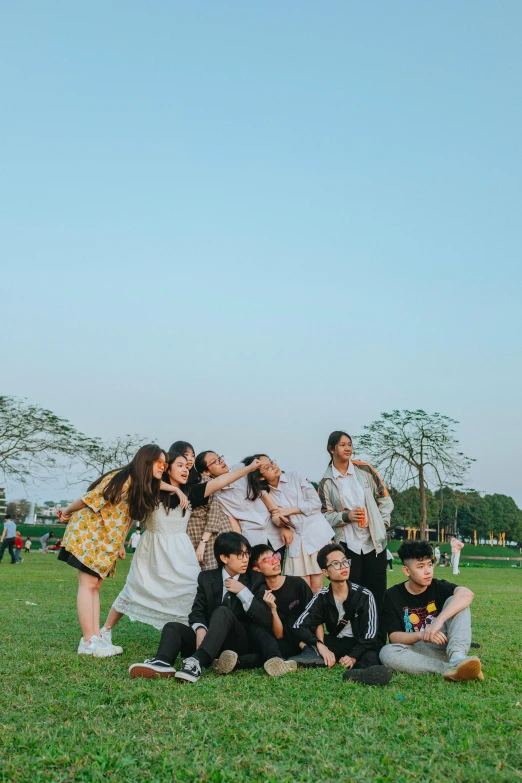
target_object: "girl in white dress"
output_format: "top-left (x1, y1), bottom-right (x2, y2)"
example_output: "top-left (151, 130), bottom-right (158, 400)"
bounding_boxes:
top-left (253, 456), bottom-right (333, 594)
top-left (100, 452), bottom-right (261, 647)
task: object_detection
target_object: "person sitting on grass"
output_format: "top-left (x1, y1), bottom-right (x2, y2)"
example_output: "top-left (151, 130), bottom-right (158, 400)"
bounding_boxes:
top-left (248, 544), bottom-right (314, 660)
top-left (290, 543), bottom-right (392, 686)
top-left (128, 532), bottom-right (297, 682)
top-left (379, 540), bottom-right (483, 682)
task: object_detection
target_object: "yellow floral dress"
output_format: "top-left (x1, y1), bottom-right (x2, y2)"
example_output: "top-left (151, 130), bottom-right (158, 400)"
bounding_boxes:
top-left (61, 472), bottom-right (132, 578)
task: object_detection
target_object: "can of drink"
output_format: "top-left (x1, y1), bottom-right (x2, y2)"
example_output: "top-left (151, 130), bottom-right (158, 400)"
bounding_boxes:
top-left (358, 508), bottom-right (367, 528)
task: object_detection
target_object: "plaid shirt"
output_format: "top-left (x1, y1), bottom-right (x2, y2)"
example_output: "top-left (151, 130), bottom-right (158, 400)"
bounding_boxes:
top-left (186, 480), bottom-right (232, 570)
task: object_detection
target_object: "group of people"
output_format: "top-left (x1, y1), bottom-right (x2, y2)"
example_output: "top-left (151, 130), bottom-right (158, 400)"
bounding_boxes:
top-left (0, 522), bottom-right (60, 564)
top-left (434, 538), bottom-right (465, 574)
top-left (54, 431), bottom-right (483, 685)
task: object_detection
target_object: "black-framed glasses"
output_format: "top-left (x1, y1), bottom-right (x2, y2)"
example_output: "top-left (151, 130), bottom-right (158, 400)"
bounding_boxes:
top-left (233, 550), bottom-right (251, 561)
top-left (206, 454), bottom-right (225, 469)
top-left (327, 558), bottom-right (351, 570)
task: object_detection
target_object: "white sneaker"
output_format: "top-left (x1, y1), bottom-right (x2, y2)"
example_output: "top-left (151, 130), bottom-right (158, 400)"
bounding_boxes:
top-left (100, 626), bottom-right (123, 654)
top-left (92, 636), bottom-right (122, 658)
top-left (78, 637), bottom-right (98, 655)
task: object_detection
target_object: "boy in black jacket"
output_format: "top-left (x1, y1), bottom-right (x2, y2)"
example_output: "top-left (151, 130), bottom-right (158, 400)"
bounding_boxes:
top-left (129, 533), bottom-right (297, 682)
top-left (291, 543), bottom-right (392, 685)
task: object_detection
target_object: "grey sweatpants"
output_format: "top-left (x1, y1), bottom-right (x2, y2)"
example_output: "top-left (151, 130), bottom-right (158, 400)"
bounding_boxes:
top-left (379, 598), bottom-right (472, 675)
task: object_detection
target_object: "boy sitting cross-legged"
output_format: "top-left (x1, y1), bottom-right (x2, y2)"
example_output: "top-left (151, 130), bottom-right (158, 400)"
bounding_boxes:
top-left (379, 540), bottom-right (483, 682)
top-left (129, 532), bottom-right (297, 682)
top-left (290, 543), bottom-right (392, 685)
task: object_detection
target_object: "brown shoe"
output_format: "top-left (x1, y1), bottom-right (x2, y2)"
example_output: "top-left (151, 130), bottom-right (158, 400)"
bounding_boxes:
top-left (264, 657), bottom-right (298, 677)
top-left (443, 657), bottom-right (482, 682)
top-left (211, 650), bottom-right (238, 675)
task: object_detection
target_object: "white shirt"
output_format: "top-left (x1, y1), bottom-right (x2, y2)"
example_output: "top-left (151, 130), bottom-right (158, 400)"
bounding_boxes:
top-left (334, 597), bottom-right (353, 638)
top-left (267, 471), bottom-right (333, 557)
top-left (216, 465), bottom-right (282, 548)
top-left (130, 532), bottom-right (141, 548)
top-left (191, 569), bottom-right (254, 632)
top-left (332, 462), bottom-right (374, 555)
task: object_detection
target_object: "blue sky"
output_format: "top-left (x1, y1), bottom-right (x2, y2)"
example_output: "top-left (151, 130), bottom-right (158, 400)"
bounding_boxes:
top-left (1, 1), bottom-right (521, 504)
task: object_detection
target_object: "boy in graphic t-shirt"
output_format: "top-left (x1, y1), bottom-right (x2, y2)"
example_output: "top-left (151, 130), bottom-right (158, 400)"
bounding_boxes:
top-left (380, 541), bottom-right (483, 682)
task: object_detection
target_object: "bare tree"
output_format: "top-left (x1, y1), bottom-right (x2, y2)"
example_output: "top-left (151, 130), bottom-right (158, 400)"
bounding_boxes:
top-left (79, 434), bottom-right (152, 481)
top-left (0, 396), bottom-right (97, 486)
top-left (357, 410), bottom-right (475, 541)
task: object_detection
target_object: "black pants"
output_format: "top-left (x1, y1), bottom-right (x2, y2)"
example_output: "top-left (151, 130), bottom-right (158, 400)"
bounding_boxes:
top-left (340, 544), bottom-right (388, 612)
top-left (323, 634), bottom-right (380, 668)
top-left (157, 607), bottom-right (263, 670)
top-left (387, 559), bottom-right (393, 571)
top-left (248, 621), bottom-right (303, 661)
top-left (0, 537), bottom-right (16, 563)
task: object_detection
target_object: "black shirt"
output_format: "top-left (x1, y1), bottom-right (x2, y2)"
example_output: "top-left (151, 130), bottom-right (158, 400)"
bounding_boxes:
top-left (168, 482), bottom-right (208, 511)
top-left (382, 578), bottom-right (458, 637)
top-left (271, 576), bottom-right (313, 623)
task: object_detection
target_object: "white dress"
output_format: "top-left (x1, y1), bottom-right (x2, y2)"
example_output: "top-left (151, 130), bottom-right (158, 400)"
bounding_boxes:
top-left (112, 503), bottom-right (200, 630)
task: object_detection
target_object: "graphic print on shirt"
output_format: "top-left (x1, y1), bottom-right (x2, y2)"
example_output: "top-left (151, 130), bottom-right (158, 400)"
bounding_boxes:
top-left (402, 601), bottom-right (438, 633)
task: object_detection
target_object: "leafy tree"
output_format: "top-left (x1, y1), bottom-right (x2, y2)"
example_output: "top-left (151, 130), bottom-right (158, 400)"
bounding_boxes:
top-left (6, 499), bottom-right (31, 519)
top-left (358, 410), bottom-right (475, 541)
top-left (79, 434), bottom-right (152, 481)
top-left (0, 396), bottom-right (96, 486)
top-left (389, 486), bottom-right (439, 534)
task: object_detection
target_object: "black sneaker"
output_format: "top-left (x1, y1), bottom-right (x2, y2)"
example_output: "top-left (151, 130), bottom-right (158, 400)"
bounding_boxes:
top-left (470, 642), bottom-right (481, 649)
top-left (343, 665), bottom-right (392, 686)
top-left (287, 645), bottom-right (325, 667)
top-left (175, 656), bottom-right (202, 683)
top-left (129, 659), bottom-right (176, 679)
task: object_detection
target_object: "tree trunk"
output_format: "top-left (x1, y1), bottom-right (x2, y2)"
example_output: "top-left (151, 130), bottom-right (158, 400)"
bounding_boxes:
top-left (419, 465), bottom-right (428, 541)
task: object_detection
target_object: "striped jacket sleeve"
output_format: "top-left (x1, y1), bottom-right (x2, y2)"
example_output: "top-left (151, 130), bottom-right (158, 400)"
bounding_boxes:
top-left (318, 478), bottom-right (346, 530)
top-left (350, 589), bottom-right (379, 661)
top-left (355, 462), bottom-right (394, 526)
top-left (292, 588), bottom-right (328, 646)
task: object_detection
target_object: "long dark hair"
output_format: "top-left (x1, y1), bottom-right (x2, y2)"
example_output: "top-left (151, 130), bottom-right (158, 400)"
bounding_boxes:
top-left (169, 439), bottom-right (199, 486)
top-left (160, 451), bottom-right (188, 515)
top-left (242, 454), bottom-right (270, 501)
top-left (88, 444), bottom-right (166, 522)
top-left (327, 431), bottom-right (352, 465)
top-left (195, 450), bottom-right (215, 475)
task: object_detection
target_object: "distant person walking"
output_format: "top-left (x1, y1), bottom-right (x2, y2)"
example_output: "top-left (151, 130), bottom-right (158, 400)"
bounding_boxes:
top-left (386, 548), bottom-right (394, 572)
top-left (0, 515), bottom-right (17, 564)
top-left (434, 544), bottom-right (441, 567)
top-left (24, 537), bottom-right (32, 554)
top-left (450, 536), bottom-right (464, 575)
top-left (40, 531), bottom-right (54, 552)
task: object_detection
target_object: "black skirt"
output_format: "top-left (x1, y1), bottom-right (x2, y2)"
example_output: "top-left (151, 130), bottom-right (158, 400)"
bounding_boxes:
top-left (57, 547), bottom-right (102, 578)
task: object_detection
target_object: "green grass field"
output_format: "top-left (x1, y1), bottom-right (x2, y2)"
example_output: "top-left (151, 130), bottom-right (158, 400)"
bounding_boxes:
top-left (1, 556), bottom-right (521, 783)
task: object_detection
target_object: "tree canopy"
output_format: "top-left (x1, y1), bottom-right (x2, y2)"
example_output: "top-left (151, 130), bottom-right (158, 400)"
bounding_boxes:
top-left (358, 410), bottom-right (475, 540)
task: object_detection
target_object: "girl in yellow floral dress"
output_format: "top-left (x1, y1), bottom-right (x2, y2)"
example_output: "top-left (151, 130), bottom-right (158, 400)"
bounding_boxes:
top-left (58, 444), bottom-right (187, 657)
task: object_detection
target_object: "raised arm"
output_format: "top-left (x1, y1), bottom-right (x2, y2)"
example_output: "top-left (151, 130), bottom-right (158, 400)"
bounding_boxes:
top-left (203, 460), bottom-right (261, 498)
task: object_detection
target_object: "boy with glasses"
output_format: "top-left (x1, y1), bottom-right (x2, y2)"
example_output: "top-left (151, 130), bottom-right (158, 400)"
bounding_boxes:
top-left (129, 532), bottom-right (296, 682)
top-left (291, 543), bottom-right (392, 685)
top-left (248, 544), bottom-right (314, 659)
